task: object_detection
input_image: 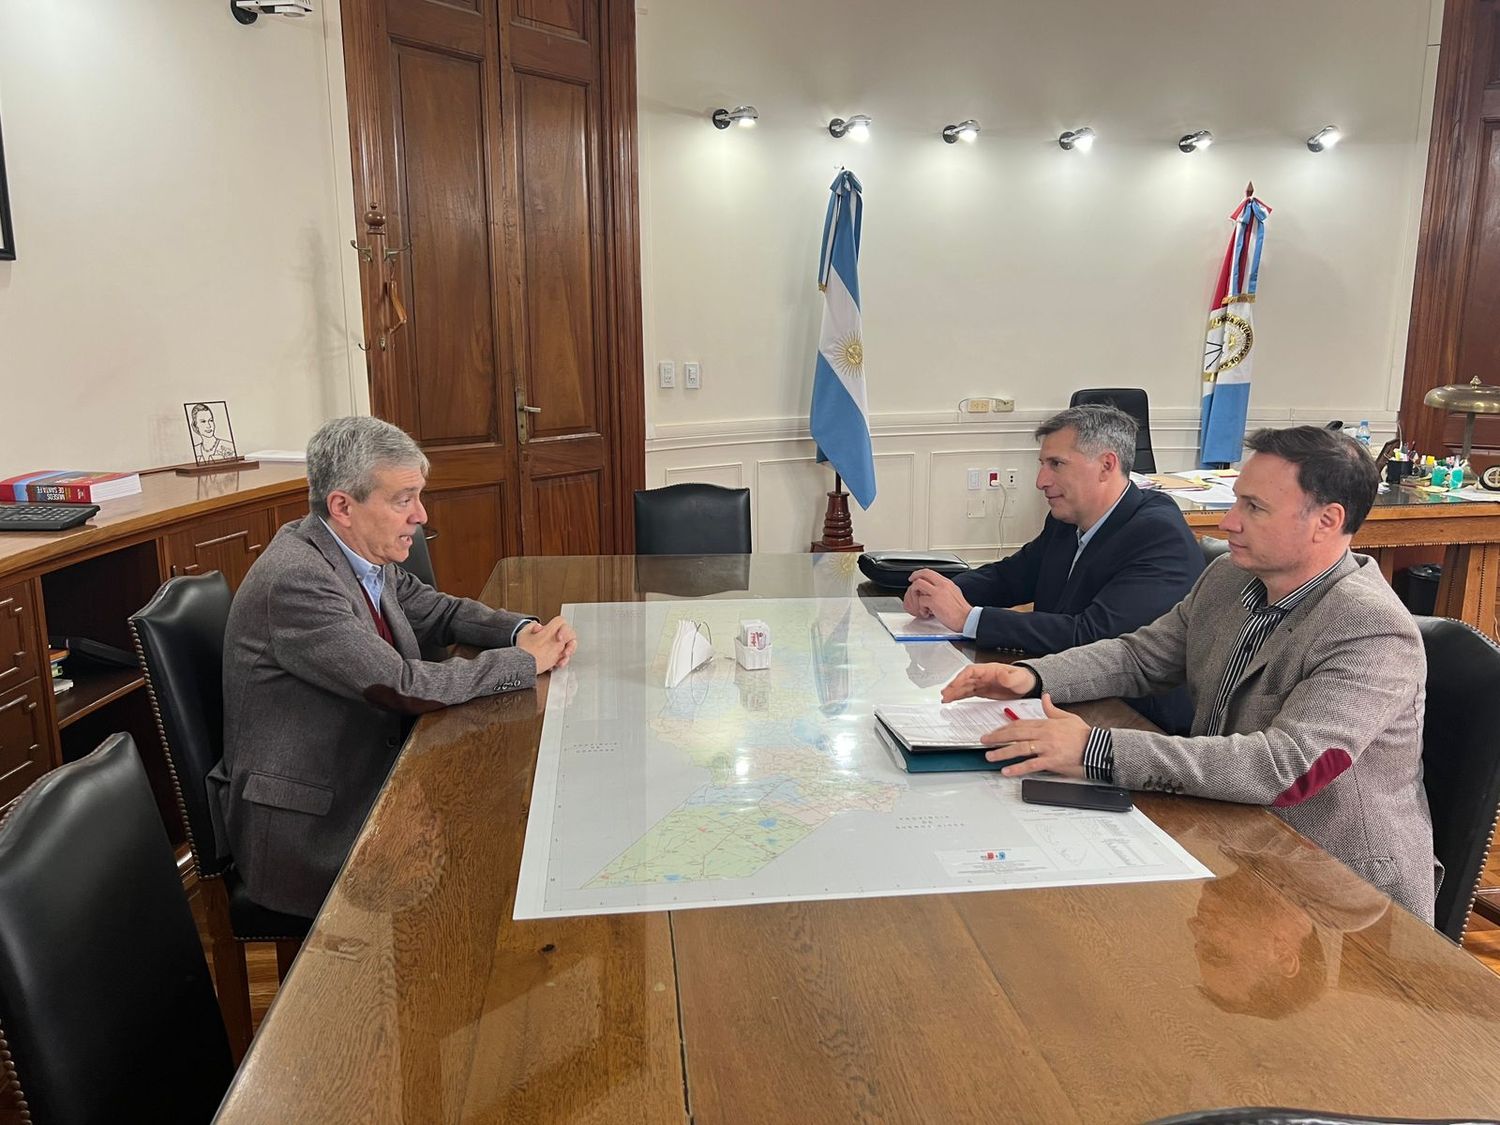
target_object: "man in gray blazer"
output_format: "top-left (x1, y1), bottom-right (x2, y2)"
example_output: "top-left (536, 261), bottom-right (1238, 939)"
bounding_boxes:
top-left (214, 416), bottom-right (577, 919)
top-left (942, 426), bottom-right (1437, 922)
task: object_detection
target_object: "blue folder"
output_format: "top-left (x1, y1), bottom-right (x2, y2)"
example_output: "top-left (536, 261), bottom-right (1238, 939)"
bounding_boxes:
top-left (874, 717), bottom-right (1031, 774)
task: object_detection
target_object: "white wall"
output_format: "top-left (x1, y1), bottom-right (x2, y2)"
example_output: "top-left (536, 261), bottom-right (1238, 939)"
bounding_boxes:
top-left (638, 0), bottom-right (1442, 556)
top-left (0, 0), bottom-right (360, 476)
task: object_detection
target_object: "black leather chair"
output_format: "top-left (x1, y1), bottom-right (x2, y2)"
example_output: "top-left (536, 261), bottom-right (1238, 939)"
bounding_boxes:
top-left (397, 523), bottom-right (438, 588)
top-left (1199, 536), bottom-right (1233, 566)
top-left (0, 733), bottom-right (234, 1124)
top-left (130, 571), bottom-right (311, 1060)
top-left (634, 483), bottom-right (752, 555)
top-left (1415, 616), bottom-right (1500, 942)
top-left (1069, 387), bottom-right (1157, 473)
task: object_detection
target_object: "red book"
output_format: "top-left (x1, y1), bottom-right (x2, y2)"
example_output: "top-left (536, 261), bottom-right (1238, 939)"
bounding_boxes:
top-left (0, 470), bottom-right (142, 504)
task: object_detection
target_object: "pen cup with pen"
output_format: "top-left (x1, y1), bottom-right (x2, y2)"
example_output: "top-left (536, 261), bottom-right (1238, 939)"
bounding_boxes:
top-left (735, 619), bottom-right (772, 670)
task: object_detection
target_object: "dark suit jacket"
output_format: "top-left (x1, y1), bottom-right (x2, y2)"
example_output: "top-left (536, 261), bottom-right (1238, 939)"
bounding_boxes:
top-left (952, 484), bottom-right (1203, 733)
top-left (212, 515), bottom-right (538, 919)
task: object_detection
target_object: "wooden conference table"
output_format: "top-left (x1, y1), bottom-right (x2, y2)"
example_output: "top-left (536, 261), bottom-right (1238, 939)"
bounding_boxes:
top-left (1180, 484), bottom-right (1500, 640)
top-left (215, 554), bottom-right (1500, 1124)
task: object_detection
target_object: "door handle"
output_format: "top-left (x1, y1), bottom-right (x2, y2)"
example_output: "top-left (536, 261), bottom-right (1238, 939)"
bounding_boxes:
top-left (516, 390), bottom-right (542, 442)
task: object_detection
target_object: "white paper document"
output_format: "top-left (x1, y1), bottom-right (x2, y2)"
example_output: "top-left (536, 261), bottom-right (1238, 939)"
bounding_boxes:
top-left (514, 597), bottom-right (1212, 920)
top-left (877, 611), bottom-right (966, 642)
top-left (874, 698), bottom-right (1045, 748)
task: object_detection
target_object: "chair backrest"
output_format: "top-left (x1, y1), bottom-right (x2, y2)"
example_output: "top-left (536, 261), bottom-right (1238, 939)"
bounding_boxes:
top-left (1068, 387), bottom-right (1157, 473)
top-left (634, 483), bottom-right (752, 555)
top-left (130, 571), bottom-right (232, 877)
top-left (397, 524), bottom-right (438, 588)
top-left (1414, 616), bottom-right (1500, 941)
top-left (0, 734), bottom-right (233, 1125)
top-left (1199, 536), bottom-right (1233, 567)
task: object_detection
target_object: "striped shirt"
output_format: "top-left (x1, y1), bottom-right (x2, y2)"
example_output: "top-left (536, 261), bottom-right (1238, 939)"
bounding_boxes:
top-left (1080, 556), bottom-right (1346, 782)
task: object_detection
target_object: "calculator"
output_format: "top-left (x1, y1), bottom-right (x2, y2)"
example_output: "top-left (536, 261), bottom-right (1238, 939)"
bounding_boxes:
top-left (0, 503), bottom-right (101, 532)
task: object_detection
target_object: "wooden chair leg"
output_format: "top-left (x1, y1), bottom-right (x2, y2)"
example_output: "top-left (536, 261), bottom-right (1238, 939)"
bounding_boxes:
top-left (275, 938), bottom-right (302, 983)
top-left (201, 877), bottom-right (252, 1060)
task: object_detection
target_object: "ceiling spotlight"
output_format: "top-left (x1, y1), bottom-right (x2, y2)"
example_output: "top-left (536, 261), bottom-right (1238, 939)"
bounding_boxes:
top-left (829, 114), bottom-right (873, 141)
top-left (1178, 129), bottom-right (1214, 153)
top-left (1058, 127), bottom-right (1095, 152)
top-left (1307, 124), bottom-right (1343, 152)
top-left (711, 105), bottom-right (759, 130)
top-left (942, 119), bottom-right (981, 144)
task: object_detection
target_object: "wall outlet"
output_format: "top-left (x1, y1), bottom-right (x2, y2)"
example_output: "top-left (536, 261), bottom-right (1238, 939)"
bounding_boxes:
top-left (986, 468), bottom-right (1001, 489)
top-left (657, 360), bottom-right (675, 388)
top-left (966, 468), bottom-right (982, 490)
top-left (959, 397), bottom-right (992, 417)
top-left (1004, 467), bottom-right (1020, 489)
top-left (683, 361), bottom-right (701, 389)
top-left (992, 396), bottom-right (1015, 412)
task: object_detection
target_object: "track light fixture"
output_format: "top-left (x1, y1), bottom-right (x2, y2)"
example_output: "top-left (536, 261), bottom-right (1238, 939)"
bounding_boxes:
top-left (828, 114), bottom-right (873, 141)
top-left (711, 105), bottom-right (759, 130)
top-left (1058, 127), bottom-right (1095, 152)
top-left (1178, 129), bottom-right (1214, 153)
top-left (941, 119), bottom-right (981, 144)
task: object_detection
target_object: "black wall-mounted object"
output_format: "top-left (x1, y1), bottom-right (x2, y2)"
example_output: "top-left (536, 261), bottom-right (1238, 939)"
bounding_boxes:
top-left (0, 108), bottom-right (15, 261)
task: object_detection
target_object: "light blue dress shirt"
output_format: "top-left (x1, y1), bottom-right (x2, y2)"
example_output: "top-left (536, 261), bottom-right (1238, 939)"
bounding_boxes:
top-left (960, 483), bottom-right (1131, 639)
top-left (321, 519), bottom-right (536, 645)
top-left (321, 519), bottom-right (385, 609)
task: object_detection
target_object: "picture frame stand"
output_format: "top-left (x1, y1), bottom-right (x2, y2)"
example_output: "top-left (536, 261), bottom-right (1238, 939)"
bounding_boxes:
top-left (175, 457), bottom-right (259, 477)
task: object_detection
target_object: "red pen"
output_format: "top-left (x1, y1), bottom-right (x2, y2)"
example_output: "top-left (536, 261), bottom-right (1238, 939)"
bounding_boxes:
top-left (1003, 707), bottom-right (1019, 721)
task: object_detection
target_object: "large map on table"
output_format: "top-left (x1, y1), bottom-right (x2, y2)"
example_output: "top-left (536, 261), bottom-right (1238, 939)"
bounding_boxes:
top-left (513, 597), bottom-right (1210, 919)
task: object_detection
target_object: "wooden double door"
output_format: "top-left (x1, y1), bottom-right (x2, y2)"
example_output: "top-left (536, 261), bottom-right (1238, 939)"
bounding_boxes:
top-left (341, 0), bottom-right (645, 597)
top-left (1402, 0), bottom-right (1500, 456)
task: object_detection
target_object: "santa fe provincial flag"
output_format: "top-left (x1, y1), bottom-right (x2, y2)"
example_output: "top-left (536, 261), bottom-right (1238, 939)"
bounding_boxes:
top-left (1199, 195), bottom-right (1271, 466)
top-left (810, 170), bottom-right (877, 509)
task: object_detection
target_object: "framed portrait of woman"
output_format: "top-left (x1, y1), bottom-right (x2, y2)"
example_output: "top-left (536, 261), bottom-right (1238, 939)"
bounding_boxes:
top-left (183, 400), bottom-right (239, 464)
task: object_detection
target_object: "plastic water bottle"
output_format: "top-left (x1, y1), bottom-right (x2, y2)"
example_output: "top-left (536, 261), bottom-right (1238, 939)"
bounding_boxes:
top-left (1356, 420), bottom-right (1371, 447)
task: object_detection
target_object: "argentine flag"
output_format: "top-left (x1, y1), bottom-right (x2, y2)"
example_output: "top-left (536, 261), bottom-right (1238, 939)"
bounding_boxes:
top-left (811, 171), bottom-right (877, 509)
top-left (1199, 194), bottom-right (1271, 466)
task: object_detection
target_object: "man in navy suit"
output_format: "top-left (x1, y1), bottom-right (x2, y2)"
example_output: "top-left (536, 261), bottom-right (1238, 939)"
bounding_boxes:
top-left (904, 404), bottom-right (1202, 733)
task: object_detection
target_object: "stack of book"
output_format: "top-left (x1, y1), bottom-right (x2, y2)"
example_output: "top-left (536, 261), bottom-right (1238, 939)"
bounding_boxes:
top-left (0, 470), bottom-right (142, 504)
top-left (48, 646), bottom-right (72, 696)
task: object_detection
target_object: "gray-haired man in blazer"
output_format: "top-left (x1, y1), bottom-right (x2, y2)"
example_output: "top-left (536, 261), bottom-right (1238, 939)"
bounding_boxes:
top-left (213, 416), bottom-right (577, 919)
top-left (942, 426), bottom-right (1437, 922)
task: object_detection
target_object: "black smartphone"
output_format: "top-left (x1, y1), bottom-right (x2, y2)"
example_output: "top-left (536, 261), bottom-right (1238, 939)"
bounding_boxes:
top-left (1020, 777), bottom-right (1133, 812)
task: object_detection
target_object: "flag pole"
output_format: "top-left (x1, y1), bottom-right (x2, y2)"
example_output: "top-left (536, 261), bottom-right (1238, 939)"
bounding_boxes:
top-left (811, 468), bottom-right (862, 553)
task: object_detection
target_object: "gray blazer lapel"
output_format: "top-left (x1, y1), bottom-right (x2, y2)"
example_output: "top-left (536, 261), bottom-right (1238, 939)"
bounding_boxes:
top-left (379, 571), bottom-right (422, 659)
top-left (1191, 575), bottom-right (1252, 732)
top-left (1217, 552), bottom-right (1361, 708)
top-left (300, 516), bottom-right (406, 649)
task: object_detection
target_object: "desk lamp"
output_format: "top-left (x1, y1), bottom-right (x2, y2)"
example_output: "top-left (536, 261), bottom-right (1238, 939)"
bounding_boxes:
top-left (1424, 377), bottom-right (1500, 485)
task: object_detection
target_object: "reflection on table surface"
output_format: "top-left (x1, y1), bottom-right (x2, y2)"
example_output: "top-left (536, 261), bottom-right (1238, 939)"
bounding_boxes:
top-left (214, 553), bottom-right (1500, 1125)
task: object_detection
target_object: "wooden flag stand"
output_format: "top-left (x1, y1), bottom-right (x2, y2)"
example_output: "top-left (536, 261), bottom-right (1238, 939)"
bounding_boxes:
top-left (810, 473), bottom-right (863, 553)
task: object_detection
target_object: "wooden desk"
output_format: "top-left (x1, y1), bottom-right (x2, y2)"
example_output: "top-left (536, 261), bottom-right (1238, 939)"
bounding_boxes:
top-left (0, 463), bottom-right (307, 851)
top-left (215, 554), bottom-right (1500, 1124)
top-left (1180, 485), bottom-right (1500, 639)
